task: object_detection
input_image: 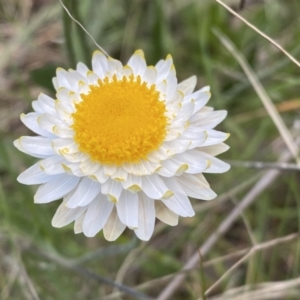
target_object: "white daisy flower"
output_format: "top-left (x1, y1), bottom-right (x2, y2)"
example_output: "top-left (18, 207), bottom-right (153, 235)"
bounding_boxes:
top-left (14, 50), bottom-right (230, 241)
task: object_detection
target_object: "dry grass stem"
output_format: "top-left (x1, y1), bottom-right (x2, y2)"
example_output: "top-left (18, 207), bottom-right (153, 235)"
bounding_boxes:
top-left (214, 30), bottom-right (300, 164)
top-left (58, 0), bottom-right (109, 57)
top-left (215, 0), bottom-right (300, 69)
top-left (113, 242), bottom-right (146, 294)
top-left (228, 160), bottom-right (300, 171)
top-left (230, 196), bottom-right (257, 246)
top-left (17, 257), bottom-right (41, 300)
top-left (232, 99), bottom-right (300, 124)
top-left (30, 246), bottom-right (154, 300)
top-left (203, 232), bottom-right (300, 297)
top-left (105, 232), bottom-right (299, 300)
top-left (209, 277), bottom-right (300, 300)
top-left (157, 146), bottom-right (296, 300)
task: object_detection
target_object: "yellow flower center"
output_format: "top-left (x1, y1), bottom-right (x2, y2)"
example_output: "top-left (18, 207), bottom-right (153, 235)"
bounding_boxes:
top-left (72, 75), bottom-right (167, 165)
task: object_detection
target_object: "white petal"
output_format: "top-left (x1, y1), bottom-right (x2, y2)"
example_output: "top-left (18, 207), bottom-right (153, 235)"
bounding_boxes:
top-left (155, 59), bottom-right (164, 70)
top-left (56, 87), bottom-right (72, 103)
top-left (77, 80), bottom-right (90, 94)
top-left (142, 174), bottom-right (173, 200)
top-left (166, 89), bottom-right (184, 106)
top-left (165, 69), bottom-right (177, 100)
top-left (122, 65), bottom-right (133, 77)
top-left (34, 174), bottom-right (80, 203)
top-left (111, 167), bottom-right (128, 182)
top-left (189, 110), bottom-right (227, 129)
top-left (200, 106), bottom-right (214, 112)
top-left (92, 51), bottom-right (108, 79)
top-left (147, 149), bottom-right (168, 162)
top-left (68, 70), bottom-right (87, 92)
top-left (156, 55), bottom-right (173, 82)
top-left (134, 193), bottom-right (155, 241)
top-left (199, 86), bottom-right (210, 93)
top-left (55, 100), bottom-right (74, 125)
top-left (142, 66), bottom-right (157, 86)
top-left (164, 130), bottom-right (181, 142)
top-left (14, 136), bottom-right (55, 158)
top-left (90, 167), bottom-right (109, 183)
top-left (76, 62), bottom-right (89, 76)
top-left (152, 144), bottom-right (175, 160)
top-left (121, 163), bottom-right (139, 176)
top-left (116, 190), bottom-right (139, 228)
top-left (38, 113), bottom-right (65, 134)
top-left (52, 77), bottom-right (59, 90)
top-left (52, 201), bottom-right (86, 228)
top-left (164, 101), bottom-right (181, 120)
top-left (66, 177), bottom-right (101, 208)
top-left (141, 160), bottom-right (160, 174)
top-left (155, 165), bottom-right (174, 177)
top-left (161, 194), bottom-right (194, 217)
top-left (127, 50), bottom-right (147, 76)
top-left (101, 179), bottom-right (123, 203)
top-left (201, 130), bottom-right (230, 147)
top-left (80, 158), bottom-right (100, 176)
top-left (178, 128), bottom-right (207, 148)
top-left (74, 212), bottom-right (85, 233)
top-left (103, 164), bottom-right (117, 176)
top-left (122, 161), bottom-right (153, 176)
top-left (86, 70), bottom-right (99, 85)
top-left (176, 173), bottom-right (216, 200)
top-left (121, 173), bottom-right (142, 193)
top-left (17, 161), bottom-right (55, 185)
top-left (177, 76), bottom-right (197, 95)
top-left (158, 158), bottom-right (189, 177)
top-left (82, 194), bottom-right (114, 237)
top-left (103, 207), bottom-right (126, 241)
top-left (20, 113), bottom-right (56, 138)
top-left (62, 151), bottom-right (89, 163)
top-left (197, 151), bottom-right (230, 173)
top-left (155, 201), bottom-right (178, 226)
top-left (161, 178), bottom-right (195, 217)
top-left (32, 93), bottom-right (56, 115)
top-left (198, 143), bottom-right (229, 156)
top-left (170, 150), bottom-right (209, 174)
top-left (173, 100), bottom-right (195, 123)
top-left (40, 155), bottom-right (66, 175)
top-left (156, 80), bottom-right (167, 94)
top-left (184, 89), bottom-right (211, 114)
top-left (107, 57), bottom-right (123, 76)
top-left (62, 162), bottom-right (85, 177)
top-left (161, 139), bottom-right (191, 156)
top-left (32, 101), bottom-right (43, 113)
top-left (56, 68), bottom-right (72, 89)
top-left (53, 123), bottom-right (74, 138)
top-left (52, 138), bottom-right (79, 155)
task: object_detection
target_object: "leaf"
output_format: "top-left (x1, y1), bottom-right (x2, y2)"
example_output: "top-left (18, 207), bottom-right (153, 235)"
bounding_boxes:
top-left (30, 65), bottom-right (57, 92)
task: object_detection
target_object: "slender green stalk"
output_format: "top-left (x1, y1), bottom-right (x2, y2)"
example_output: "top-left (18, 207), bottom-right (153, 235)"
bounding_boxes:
top-left (62, 0), bottom-right (76, 67)
top-left (71, 0), bottom-right (90, 66)
top-left (198, 250), bottom-right (207, 300)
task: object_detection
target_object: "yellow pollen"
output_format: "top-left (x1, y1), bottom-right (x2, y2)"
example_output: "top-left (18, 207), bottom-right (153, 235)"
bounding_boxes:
top-left (72, 75), bottom-right (167, 165)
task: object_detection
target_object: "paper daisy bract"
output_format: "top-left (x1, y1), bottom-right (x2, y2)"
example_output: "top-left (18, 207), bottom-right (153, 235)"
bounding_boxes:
top-left (14, 50), bottom-right (230, 241)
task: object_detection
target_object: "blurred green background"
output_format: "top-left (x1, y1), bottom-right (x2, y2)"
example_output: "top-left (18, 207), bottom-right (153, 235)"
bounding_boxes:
top-left (1, 0), bottom-right (300, 299)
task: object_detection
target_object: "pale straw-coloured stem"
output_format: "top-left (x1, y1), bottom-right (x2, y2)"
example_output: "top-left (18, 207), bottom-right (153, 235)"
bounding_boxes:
top-left (214, 29), bottom-right (300, 164)
top-left (157, 147), bottom-right (296, 300)
top-left (58, 0), bottom-right (109, 57)
top-left (215, 0), bottom-right (300, 69)
top-left (203, 232), bottom-right (300, 297)
top-left (228, 160), bottom-right (300, 171)
top-left (104, 232), bottom-right (299, 299)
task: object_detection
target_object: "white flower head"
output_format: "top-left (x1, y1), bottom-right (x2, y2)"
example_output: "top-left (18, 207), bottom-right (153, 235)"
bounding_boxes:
top-left (14, 50), bottom-right (230, 241)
